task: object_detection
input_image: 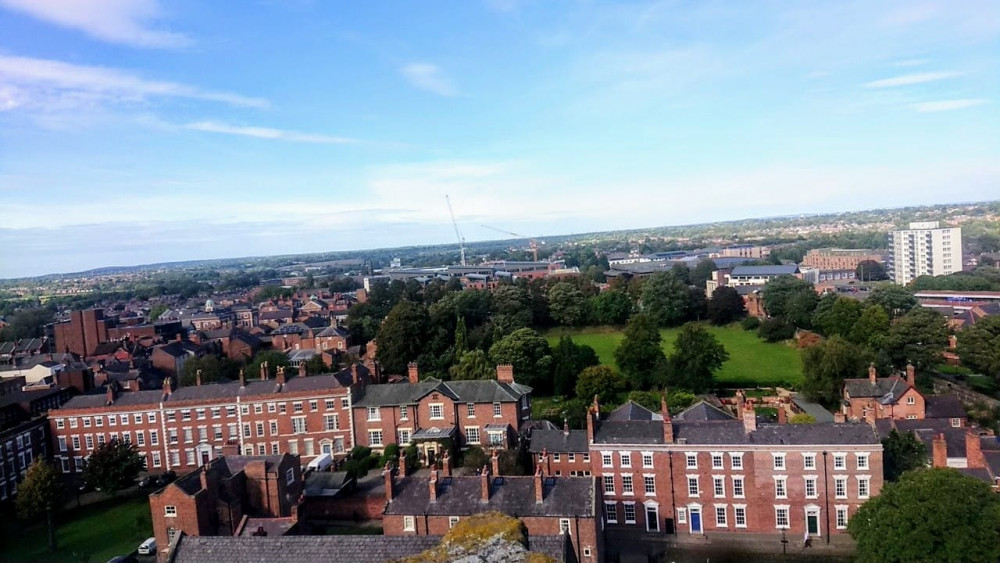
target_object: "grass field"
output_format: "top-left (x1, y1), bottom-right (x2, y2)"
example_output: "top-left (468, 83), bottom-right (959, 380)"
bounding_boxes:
top-left (0, 496), bottom-right (152, 562)
top-left (545, 324), bottom-right (803, 388)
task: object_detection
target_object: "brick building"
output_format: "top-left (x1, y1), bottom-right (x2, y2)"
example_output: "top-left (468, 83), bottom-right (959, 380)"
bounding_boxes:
top-left (840, 364), bottom-right (968, 426)
top-left (0, 387), bottom-right (72, 503)
top-left (801, 249), bottom-right (886, 272)
top-left (529, 422), bottom-right (592, 477)
top-left (52, 309), bottom-right (110, 357)
top-left (149, 454), bottom-right (302, 560)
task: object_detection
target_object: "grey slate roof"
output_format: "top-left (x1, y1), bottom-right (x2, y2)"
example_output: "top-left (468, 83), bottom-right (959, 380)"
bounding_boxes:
top-left (674, 400), bottom-right (734, 421)
top-left (875, 418), bottom-right (969, 457)
top-left (171, 535), bottom-right (442, 563)
top-left (925, 395), bottom-right (967, 419)
top-left (730, 265), bottom-right (799, 276)
top-left (595, 419), bottom-right (880, 446)
top-left (352, 379), bottom-right (529, 408)
top-left (529, 429), bottom-right (589, 453)
top-left (385, 475), bottom-right (595, 519)
top-left (790, 396), bottom-right (836, 423)
top-left (605, 401), bottom-right (662, 422)
top-left (843, 376), bottom-right (912, 403)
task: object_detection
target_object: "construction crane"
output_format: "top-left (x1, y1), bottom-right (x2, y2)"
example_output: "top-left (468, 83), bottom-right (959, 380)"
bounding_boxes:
top-left (481, 224), bottom-right (539, 262)
top-left (445, 194), bottom-right (466, 266)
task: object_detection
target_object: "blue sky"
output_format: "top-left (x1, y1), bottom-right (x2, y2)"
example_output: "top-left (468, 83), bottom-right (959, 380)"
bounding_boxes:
top-left (1, 0), bottom-right (998, 278)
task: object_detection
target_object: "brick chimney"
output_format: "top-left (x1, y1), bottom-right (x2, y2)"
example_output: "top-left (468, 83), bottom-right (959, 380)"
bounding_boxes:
top-left (441, 451), bottom-right (451, 477)
top-left (539, 449), bottom-right (548, 475)
top-left (351, 364), bottom-right (359, 385)
top-left (480, 465), bottom-right (490, 502)
top-left (563, 418), bottom-right (570, 437)
top-left (491, 448), bottom-right (501, 476)
top-left (276, 366), bottom-right (286, 386)
top-left (906, 363), bottom-right (916, 387)
top-left (592, 395), bottom-right (600, 417)
top-left (534, 467), bottom-right (544, 504)
top-left (384, 465), bottom-right (394, 502)
top-left (932, 433), bottom-right (947, 468)
top-left (496, 364), bottom-right (514, 384)
top-left (966, 431), bottom-right (985, 469)
top-left (200, 465), bottom-right (210, 492)
top-left (661, 395), bottom-right (674, 443)
top-left (428, 469), bottom-right (438, 502)
top-left (735, 389), bottom-right (745, 416)
top-left (196, 369), bottom-right (202, 386)
top-left (298, 362), bottom-right (307, 378)
top-left (163, 377), bottom-right (172, 397)
top-left (948, 334), bottom-right (958, 350)
top-left (868, 363), bottom-right (877, 384)
top-left (239, 369), bottom-right (246, 388)
top-left (260, 361), bottom-right (268, 381)
top-left (742, 405), bottom-right (757, 434)
top-left (586, 406), bottom-right (595, 444)
top-left (777, 405), bottom-right (787, 425)
top-left (105, 384), bottom-right (115, 406)
top-left (407, 362), bottom-right (419, 384)
top-left (398, 450), bottom-right (408, 477)
top-left (833, 412), bottom-right (846, 423)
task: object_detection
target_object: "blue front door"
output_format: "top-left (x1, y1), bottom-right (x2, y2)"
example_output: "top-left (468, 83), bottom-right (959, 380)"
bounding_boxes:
top-left (690, 510), bottom-right (702, 533)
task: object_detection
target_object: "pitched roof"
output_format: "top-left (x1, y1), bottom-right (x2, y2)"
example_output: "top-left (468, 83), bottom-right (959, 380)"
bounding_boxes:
top-left (528, 429), bottom-right (589, 453)
top-left (605, 401), bottom-right (662, 422)
top-left (674, 400), bottom-right (734, 421)
top-left (843, 376), bottom-right (913, 403)
top-left (384, 475), bottom-right (595, 518)
top-left (352, 379), bottom-right (529, 407)
top-left (925, 395), bottom-right (967, 420)
top-left (171, 535), bottom-right (442, 563)
top-left (595, 419), bottom-right (880, 446)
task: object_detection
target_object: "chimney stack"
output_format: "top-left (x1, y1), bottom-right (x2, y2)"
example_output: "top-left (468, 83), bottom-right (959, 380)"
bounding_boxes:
top-left (534, 467), bottom-right (544, 504)
top-left (298, 362), bottom-right (307, 378)
top-left (407, 362), bottom-right (419, 384)
top-left (742, 405), bottom-right (757, 434)
top-left (163, 377), bottom-right (173, 396)
top-left (563, 418), bottom-right (570, 437)
top-left (906, 363), bottom-right (916, 387)
top-left (277, 366), bottom-right (286, 386)
top-left (398, 450), bottom-right (408, 477)
top-left (496, 364), bottom-right (514, 384)
top-left (351, 364), bottom-right (359, 385)
top-left (442, 451), bottom-right (451, 477)
top-left (260, 361), bottom-right (268, 381)
top-left (735, 389), bottom-right (745, 416)
top-left (593, 395), bottom-right (600, 417)
top-left (480, 465), bottom-right (490, 502)
top-left (239, 369), bottom-right (246, 388)
top-left (777, 405), bottom-right (787, 424)
top-left (662, 395), bottom-right (674, 443)
top-left (384, 465), bottom-right (395, 502)
top-left (105, 384), bottom-right (115, 406)
top-left (196, 369), bottom-right (202, 386)
top-left (833, 412), bottom-right (846, 423)
top-left (491, 448), bottom-right (501, 476)
top-left (966, 431), bottom-right (984, 469)
top-left (868, 363), bottom-right (877, 385)
top-left (200, 465), bottom-right (210, 492)
top-left (586, 406), bottom-right (596, 444)
top-left (429, 470), bottom-right (438, 502)
top-left (932, 433), bottom-right (947, 468)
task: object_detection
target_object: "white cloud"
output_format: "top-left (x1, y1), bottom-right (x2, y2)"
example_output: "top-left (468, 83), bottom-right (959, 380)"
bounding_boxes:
top-left (400, 63), bottom-right (457, 96)
top-left (0, 0), bottom-right (190, 48)
top-left (0, 55), bottom-right (268, 113)
top-left (864, 71), bottom-right (960, 88)
top-left (910, 99), bottom-right (988, 112)
top-left (185, 121), bottom-right (359, 144)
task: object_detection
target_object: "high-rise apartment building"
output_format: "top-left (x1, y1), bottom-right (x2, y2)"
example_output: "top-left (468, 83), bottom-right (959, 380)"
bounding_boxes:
top-left (888, 221), bottom-right (962, 285)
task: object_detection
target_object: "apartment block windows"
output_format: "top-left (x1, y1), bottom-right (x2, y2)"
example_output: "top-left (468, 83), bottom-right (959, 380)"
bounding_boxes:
top-left (805, 477), bottom-right (818, 499)
top-left (324, 415), bottom-right (339, 431)
top-left (686, 453), bottom-right (698, 469)
top-left (644, 475), bottom-right (656, 495)
top-left (712, 453), bottom-right (724, 469)
top-left (835, 476), bottom-right (847, 499)
top-left (858, 476), bottom-right (870, 499)
top-left (622, 474), bottom-right (634, 495)
top-left (835, 506), bottom-right (848, 529)
top-left (292, 417), bottom-right (307, 434)
top-left (602, 452), bottom-right (613, 468)
top-left (604, 475), bottom-right (615, 495)
top-left (715, 506), bottom-right (728, 527)
top-left (773, 453), bottom-right (786, 470)
top-left (803, 453), bottom-right (816, 470)
top-left (713, 476), bottom-right (725, 498)
top-left (857, 454), bottom-right (869, 471)
top-left (833, 453), bottom-right (846, 470)
top-left (729, 453), bottom-right (743, 470)
top-left (642, 452), bottom-right (653, 468)
top-left (604, 502), bottom-right (618, 524)
top-left (623, 503), bottom-right (636, 524)
top-left (775, 506), bottom-right (790, 529)
top-left (774, 476), bottom-right (787, 499)
top-left (619, 452), bottom-right (631, 468)
top-left (732, 476), bottom-right (745, 498)
top-left (734, 505), bottom-right (747, 528)
top-left (687, 476), bottom-right (699, 497)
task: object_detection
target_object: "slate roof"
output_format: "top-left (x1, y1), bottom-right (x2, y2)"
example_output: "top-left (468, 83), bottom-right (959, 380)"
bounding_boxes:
top-left (316, 325), bottom-right (349, 338)
top-left (730, 265), bottom-right (799, 276)
top-left (385, 475), bottom-right (595, 518)
top-left (352, 379), bottom-right (529, 407)
top-left (843, 376), bottom-right (913, 403)
top-left (595, 419), bottom-right (880, 446)
top-left (790, 396), bottom-right (836, 423)
top-left (529, 429), bottom-right (589, 453)
top-left (171, 535), bottom-right (442, 563)
top-left (674, 400), bottom-right (734, 421)
top-left (875, 418), bottom-right (969, 457)
top-left (605, 401), bottom-right (662, 422)
top-left (925, 395), bottom-right (967, 419)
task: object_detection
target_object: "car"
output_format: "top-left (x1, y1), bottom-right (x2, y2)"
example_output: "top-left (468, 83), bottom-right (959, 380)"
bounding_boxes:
top-left (154, 471), bottom-right (176, 487)
top-left (138, 475), bottom-right (155, 488)
top-left (137, 537), bottom-right (156, 555)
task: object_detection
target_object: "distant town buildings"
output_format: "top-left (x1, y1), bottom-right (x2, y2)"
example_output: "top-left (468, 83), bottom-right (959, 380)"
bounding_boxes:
top-left (888, 221), bottom-right (963, 285)
top-left (801, 248), bottom-right (887, 273)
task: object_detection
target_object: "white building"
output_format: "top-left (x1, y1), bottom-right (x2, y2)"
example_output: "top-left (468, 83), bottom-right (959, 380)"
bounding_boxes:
top-left (888, 221), bottom-right (963, 285)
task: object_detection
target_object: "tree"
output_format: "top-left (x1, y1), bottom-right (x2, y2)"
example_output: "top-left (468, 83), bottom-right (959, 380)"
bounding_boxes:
top-left (812, 296), bottom-right (862, 338)
top-left (956, 316), bottom-right (1000, 380)
top-left (16, 459), bottom-right (63, 550)
top-left (149, 303), bottom-right (169, 322)
top-left (449, 350), bottom-right (495, 380)
top-left (304, 354), bottom-right (328, 375)
top-left (547, 282), bottom-right (588, 326)
top-left (489, 328), bottom-right (553, 393)
top-left (801, 336), bottom-right (868, 407)
top-left (490, 285), bottom-right (533, 332)
top-left (690, 259), bottom-right (718, 288)
top-left (180, 355), bottom-right (238, 386)
top-left (707, 286), bottom-right (746, 325)
top-left (4, 308), bottom-right (54, 340)
top-left (882, 308), bottom-right (950, 371)
top-left (551, 336), bottom-right (599, 396)
top-left (664, 323), bottom-right (729, 394)
top-left (376, 301), bottom-right (431, 376)
top-left (882, 429), bottom-right (928, 482)
top-left (576, 365), bottom-right (630, 405)
top-left (669, 262), bottom-right (691, 285)
top-left (589, 290), bottom-right (633, 325)
top-left (613, 314), bottom-right (666, 390)
top-left (762, 276), bottom-right (818, 327)
top-left (462, 446), bottom-right (490, 471)
top-left (867, 285), bottom-right (917, 322)
top-left (641, 273), bottom-right (691, 327)
top-left (849, 469), bottom-right (1000, 563)
top-left (246, 350), bottom-right (291, 380)
top-left (856, 260), bottom-right (888, 281)
top-left (850, 305), bottom-right (890, 349)
top-left (756, 317), bottom-right (795, 342)
top-left (83, 438), bottom-right (146, 496)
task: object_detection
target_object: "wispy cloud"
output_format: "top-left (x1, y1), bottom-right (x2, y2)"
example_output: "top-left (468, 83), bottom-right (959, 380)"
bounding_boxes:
top-left (185, 121), bottom-right (359, 144)
top-left (0, 0), bottom-right (191, 48)
top-left (0, 55), bottom-right (268, 113)
top-left (400, 63), bottom-right (457, 96)
top-left (910, 99), bottom-right (988, 112)
top-left (864, 71), bottom-right (961, 88)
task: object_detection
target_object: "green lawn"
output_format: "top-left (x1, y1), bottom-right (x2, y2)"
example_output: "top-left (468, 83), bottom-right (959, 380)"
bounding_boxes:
top-left (546, 324), bottom-right (803, 388)
top-left (0, 496), bottom-right (152, 562)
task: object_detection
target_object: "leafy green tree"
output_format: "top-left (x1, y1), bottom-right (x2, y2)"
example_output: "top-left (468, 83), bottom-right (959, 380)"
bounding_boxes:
top-left (83, 438), bottom-right (146, 496)
top-left (589, 290), bottom-right (633, 325)
top-left (882, 308), bottom-right (950, 371)
top-left (690, 259), bottom-right (718, 288)
top-left (16, 459), bottom-right (63, 549)
top-left (180, 355), bottom-right (238, 386)
top-left (375, 301), bottom-right (431, 376)
top-left (812, 295), bottom-right (862, 337)
top-left (669, 262), bottom-right (691, 285)
top-left (449, 350), bottom-right (496, 380)
top-left (882, 429), bottom-right (928, 482)
top-left (489, 328), bottom-right (553, 393)
top-left (664, 323), bottom-right (729, 394)
top-left (850, 305), bottom-right (890, 349)
top-left (149, 303), bottom-right (169, 322)
top-left (4, 308), bottom-right (54, 339)
top-left (614, 314), bottom-right (666, 390)
top-left (547, 282), bottom-right (588, 326)
top-left (462, 446), bottom-right (490, 471)
top-left (453, 316), bottom-right (468, 357)
top-left (849, 469), bottom-right (1000, 563)
top-left (551, 336), bottom-right (599, 396)
top-left (641, 273), bottom-right (691, 327)
top-left (490, 285), bottom-right (533, 332)
top-left (756, 317), bottom-right (795, 342)
top-left (246, 350), bottom-right (291, 380)
top-left (956, 316), bottom-right (1000, 380)
top-left (856, 260), bottom-right (889, 281)
top-left (707, 286), bottom-right (746, 325)
top-left (576, 365), bottom-right (630, 405)
top-left (801, 336), bottom-right (868, 407)
top-left (867, 285), bottom-right (917, 322)
top-left (762, 276), bottom-right (818, 327)
top-left (304, 354), bottom-right (328, 375)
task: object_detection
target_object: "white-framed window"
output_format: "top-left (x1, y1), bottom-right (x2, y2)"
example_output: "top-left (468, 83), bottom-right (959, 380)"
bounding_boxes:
top-left (802, 453), bottom-right (816, 470)
top-left (583, 453), bottom-right (590, 463)
top-left (226, 406), bottom-right (236, 418)
top-left (151, 451), bottom-right (161, 468)
top-left (400, 405), bottom-right (408, 420)
top-left (642, 452), bottom-right (653, 468)
top-left (58, 437), bottom-right (67, 452)
top-left (553, 453), bottom-right (561, 462)
top-left (858, 476), bottom-right (870, 499)
top-left (309, 400), bottom-right (318, 412)
top-left (213, 426), bottom-right (222, 441)
top-left (293, 402), bottom-right (303, 413)
top-left (187, 428), bottom-right (196, 442)
top-left (730, 452), bottom-right (743, 470)
top-left (292, 417), bottom-right (307, 434)
top-left (369, 430), bottom-right (383, 446)
top-left (466, 403), bottom-right (475, 418)
top-left (324, 415), bottom-right (339, 431)
top-left (403, 515), bottom-right (415, 531)
top-left (907, 396), bottom-right (915, 405)
top-left (255, 422), bottom-right (265, 437)
top-left (341, 398), bottom-right (350, 409)
top-left (493, 402), bottom-right (502, 417)
top-left (603, 475), bottom-right (615, 495)
top-left (857, 454), bottom-right (869, 471)
top-left (449, 516), bottom-right (460, 529)
top-left (686, 453), bottom-right (698, 469)
top-left (715, 505), bottom-right (728, 527)
top-left (367, 407), bottom-right (380, 421)
top-left (711, 452), bottom-right (724, 469)
top-left (620, 452), bottom-right (631, 468)
top-left (85, 435), bottom-right (94, 449)
top-left (583, 547), bottom-right (592, 558)
top-left (835, 476), bottom-right (847, 499)
top-left (257, 444), bottom-right (266, 455)
top-left (687, 476), bottom-right (699, 497)
top-left (398, 429), bottom-right (411, 445)
top-left (488, 431), bottom-right (504, 447)
top-left (773, 452), bottom-right (786, 470)
top-left (833, 453), bottom-right (846, 470)
top-left (713, 476), bottom-right (725, 498)
top-left (677, 507), bottom-right (687, 524)
top-left (623, 503), bottom-right (636, 524)
top-left (324, 399), bottom-right (335, 410)
top-left (183, 410), bottom-right (193, 421)
top-left (774, 476), bottom-right (787, 499)
top-left (213, 407), bottom-right (222, 418)
top-left (601, 452), bottom-right (613, 467)
top-left (134, 413), bottom-right (143, 424)
top-left (734, 505), bottom-right (747, 528)
top-left (951, 418), bottom-right (962, 428)
top-left (136, 432), bottom-right (146, 446)
top-left (835, 506), bottom-right (848, 529)
top-left (643, 475), bottom-right (655, 495)
top-left (164, 505), bottom-right (177, 517)
top-left (559, 518), bottom-right (571, 535)
top-left (253, 404), bottom-right (263, 415)
top-left (805, 476), bottom-right (818, 499)
top-left (775, 506), bottom-right (790, 529)
top-left (427, 403), bottom-right (444, 419)
top-left (605, 502), bottom-right (618, 524)
top-left (95, 417), bottom-right (103, 428)
top-left (732, 476), bottom-right (745, 498)
top-left (83, 417), bottom-right (91, 428)
top-left (69, 418), bottom-right (79, 429)
top-left (55, 419), bottom-right (65, 429)
top-left (270, 421), bottom-right (278, 435)
top-left (569, 453), bottom-right (576, 462)
top-left (71, 436), bottom-right (80, 450)
top-left (466, 426), bottom-right (480, 444)
top-left (622, 474), bottom-right (634, 495)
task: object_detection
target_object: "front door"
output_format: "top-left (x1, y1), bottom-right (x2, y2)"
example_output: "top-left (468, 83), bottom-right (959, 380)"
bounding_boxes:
top-left (690, 508), bottom-right (702, 534)
top-left (200, 450), bottom-right (210, 466)
top-left (645, 506), bottom-right (660, 532)
top-left (807, 511), bottom-right (820, 536)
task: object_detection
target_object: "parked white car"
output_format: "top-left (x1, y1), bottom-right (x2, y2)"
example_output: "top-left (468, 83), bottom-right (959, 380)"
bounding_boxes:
top-left (137, 537), bottom-right (156, 555)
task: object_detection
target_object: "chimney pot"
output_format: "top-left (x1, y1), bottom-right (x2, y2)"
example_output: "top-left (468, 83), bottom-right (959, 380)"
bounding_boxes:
top-left (491, 448), bottom-right (501, 476)
top-left (276, 366), bottom-right (286, 386)
top-left (442, 452), bottom-right (451, 477)
top-left (238, 369), bottom-right (246, 388)
top-left (196, 369), bottom-right (202, 386)
top-left (869, 363), bottom-right (877, 384)
top-left (662, 394), bottom-right (674, 443)
top-left (407, 362), bottom-right (419, 384)
top-left (563, 418), bottom-right (569, 437)
top-left (906, 363), bottom-right (916, 386)
top-left (967, 431), bottom-right (985, 469)
top-left (496, 364), bottom-right (514, 384)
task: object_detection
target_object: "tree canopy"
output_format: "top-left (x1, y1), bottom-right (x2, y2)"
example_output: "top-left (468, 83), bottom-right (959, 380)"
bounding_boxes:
top-left (16, 459), bottom-right (63, 549)
top-left (576, 365), bottom-right (630, 405)
top-left (801, 336), bottom-right (869, 407)
top-left (489, 328), bottom-right (553, 393)
top-left (589, 290), bottom-right (633, 325)
top-left (375, 301), bottom-right (432, 376)
top-left (246, 350), bottom-right (291, 381)
top-left (82, 438), bottom-right (146, 496)
top-left (762, 276), bottom-right (818, 327)
top-left (664, 323), bottom-right (728, 394)
top-left (882, 308), bottom-right (950, 371)
top-left (956, 316), bottom-right (1000, 381)
top-left (547, 282), bottom-right (588, 326)
top-left (867, 285), bottom-right (917, 322)
top-left (551, 336), bottom-right (599, 397)
top-left (641, 273), bottom-right (691, 327)
top-left (707, 286), bottom-right (746, 326)
top-left (614, 314), bottom-right (666, 390)
top-left (882, 429), bottom-right (928, 482)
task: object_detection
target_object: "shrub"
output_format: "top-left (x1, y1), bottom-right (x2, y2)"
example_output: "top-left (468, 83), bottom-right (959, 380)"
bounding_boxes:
top-left (741, 316), bottom-right (761, 331)
top-left (757, 318), bottom-right (795, 342)
top-left (462, 446), bottom-right (490, 471)
top-left (404, 445), bottom-right (422, 473)
top-left (379, 443), bottom-right (401, 469)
